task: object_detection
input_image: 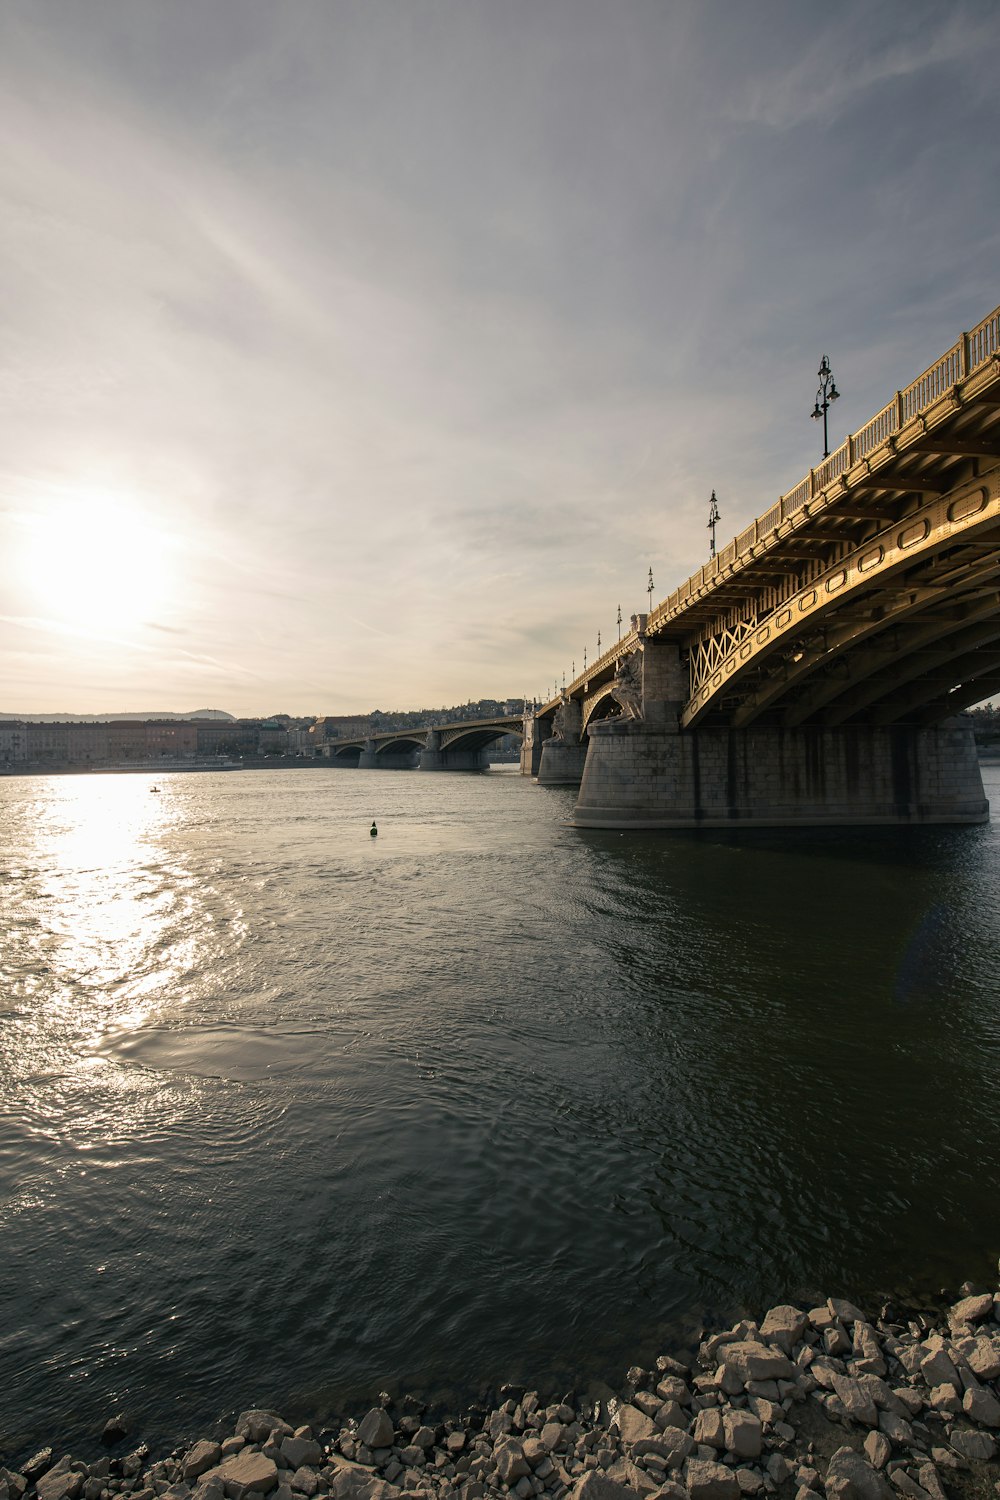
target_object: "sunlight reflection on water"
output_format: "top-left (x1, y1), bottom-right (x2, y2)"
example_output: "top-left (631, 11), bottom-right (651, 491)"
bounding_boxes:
top-left (2, 766), bottom-right (1000, 1459)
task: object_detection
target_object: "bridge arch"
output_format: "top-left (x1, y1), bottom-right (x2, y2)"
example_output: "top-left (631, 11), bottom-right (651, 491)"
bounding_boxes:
top-left (438, 724), bottom-right (523, 754)
top-left (582, 684), bottom-right (622, 732)
top-left (329, 743), bottom-right (363, 765)
top-left (681, 470), bottom-right (1000, 731)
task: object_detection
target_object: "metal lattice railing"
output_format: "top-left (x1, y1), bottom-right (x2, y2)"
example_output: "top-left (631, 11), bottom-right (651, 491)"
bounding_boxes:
top-left (552, 302), bottom-right (1000, 707)
top-left (644, 300), bottom-right (1000, 639)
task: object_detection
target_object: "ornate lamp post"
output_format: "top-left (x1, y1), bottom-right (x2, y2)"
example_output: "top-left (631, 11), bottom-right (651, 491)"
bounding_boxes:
top-left (596, 629), bottom-right (601, 656)
top-left (811, 355), bottom-right (840, 459)
top-left (708, 489), bottom-right (721, 558)
top-left (646, 566), bottom-right (654, 615)
top-left (617, 604), bottom-right (622, 641)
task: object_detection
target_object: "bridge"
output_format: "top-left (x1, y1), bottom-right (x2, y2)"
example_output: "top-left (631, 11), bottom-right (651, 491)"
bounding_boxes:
top-left (321, 715), bottom-right (525, 771)
top-left (527, 300), bottom-right (1000, 827)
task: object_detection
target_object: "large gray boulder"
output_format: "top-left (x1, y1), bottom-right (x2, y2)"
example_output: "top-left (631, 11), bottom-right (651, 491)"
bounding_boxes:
top-left (759, 1306), bottom-right (808, 1355)
top-left (718, 1342), bottom-right (795, 1384)
top-left (685, 1459), bottom-right (740, 1500)
top-left (950, 1293), bottom-right (993, 1325)
top-left (949, 1429), bottom-right (996, 1462)
top-left (615, 1404), bottom-right (660, 1446)
top-left (633, 1431), bottom-right (693, 1469)
top-left (830, 1376), bottom-right (878, 1428)
top-left (570, 1473), bottom-right (642, 1500)
top-left (235, 1415), bottom-right (293, 1445)
top-left (722, 1411), bottom-right (762, 1460)
top-left (202, 1452), bottom-right (278, 1500)
top-left (356, 1411), bottom-right (394, 1451)
top-left (183, 1445), bottom-right (222, 1484)
top-left (823, 1447), bottom-right (890, 1500)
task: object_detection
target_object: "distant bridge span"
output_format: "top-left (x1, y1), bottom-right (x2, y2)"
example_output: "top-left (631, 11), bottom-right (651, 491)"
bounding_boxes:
top-left (323, 715), bottom-right (524, 771)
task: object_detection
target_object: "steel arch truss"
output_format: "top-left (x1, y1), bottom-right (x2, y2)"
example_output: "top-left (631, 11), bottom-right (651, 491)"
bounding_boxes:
top-left (681, 468), bottom-right (1000, 729)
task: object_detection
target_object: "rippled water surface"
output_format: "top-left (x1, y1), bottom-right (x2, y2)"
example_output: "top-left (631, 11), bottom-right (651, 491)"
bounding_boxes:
top-left (3, 765), bottom-right (1000, 1456)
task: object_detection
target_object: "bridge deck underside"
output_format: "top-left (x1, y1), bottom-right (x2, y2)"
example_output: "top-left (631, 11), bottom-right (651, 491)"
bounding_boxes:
top-left (680, 373), bottom-right (1000, 730)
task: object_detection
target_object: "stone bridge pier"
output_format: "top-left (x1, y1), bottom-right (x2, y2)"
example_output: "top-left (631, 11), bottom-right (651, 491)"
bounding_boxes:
top-left (573, 636), bottom-right (986, 828)
top-left (359, 739), bottom-right (419, 770)
top-left (536, 696), bottom-right (588, 785)
top-left (419, 730), bottom-right (491, 771)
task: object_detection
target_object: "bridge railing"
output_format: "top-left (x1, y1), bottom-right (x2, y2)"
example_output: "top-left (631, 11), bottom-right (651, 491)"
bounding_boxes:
top-left (559, 302), bottom-right (1000, 701)
top-left (641, 301), bottom-right (1000, 640)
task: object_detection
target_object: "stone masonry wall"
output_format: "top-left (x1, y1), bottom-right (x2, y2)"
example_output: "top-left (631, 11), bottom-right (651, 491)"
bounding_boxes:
top-left (572, 719), bottom-right (988, 828)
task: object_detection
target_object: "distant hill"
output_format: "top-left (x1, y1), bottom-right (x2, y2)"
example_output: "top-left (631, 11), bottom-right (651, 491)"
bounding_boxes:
top-left (0, 708), bottom-right (236, 722)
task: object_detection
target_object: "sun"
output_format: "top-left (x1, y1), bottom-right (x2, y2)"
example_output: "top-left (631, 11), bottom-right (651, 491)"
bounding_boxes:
top-left (20, 492), bottom-right (174, 633)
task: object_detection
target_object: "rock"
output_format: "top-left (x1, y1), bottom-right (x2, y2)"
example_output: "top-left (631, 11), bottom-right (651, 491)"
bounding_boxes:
top-left (357, 1412), bottom-right (395, 1452)
top-left (759, 1308), bottom-right (808, 1356)
top-left (616, 1407), bottom-right (660, 1446)
top-left (721, 1414), bottom-right (762, 1462)
top-left (495, 1444), bottom-right (531, 1485)
top-left (684, 1459), bottom-right (739, 1500)
top-left (718, 1344), bottom-right (796, 1385)
top-left (327, 1467), bottom-right (401, 1500)
top-left (540, 1424), bottom-right (566, 1452)
top-left (203, 1453), bottom-right (279, 1500)
top-left (289, 1473), bottom-right (317, 1498)
top-left (831, 1377), bottom-right (878, 1428)
top-left (949, 1429), bottom-right (996, 1462)
top-left (37, 1462), bottom-right (79, 1500)
top-left (693, 1412), bottom-right (725, 1451)
top-left (569, 1473), bottom-right (642, 1500)
top-left (656, 1404), bottom-right (688, 1434)
top-left (23, 1454), bottom-right (55, 1483)
top-left (184, 1447), bottom-right (222, 1485)
top-left (633, 1435), bottom-right (692, 1471)
top-left (962, 1385), bottom-right (1000, 1426)
top-left (235, 1416), bottom-right (293, 1446)
top-left (928, 1385), bottom-right (961, 1415)
top-left (101, 1418), bottom-right (131, 1448)
top-left (919, 1349), bottom-right (960, 1393)
top-left (822, 1448), bottom-right (890, 1500)
top-left (280, 1444), bottom-right (322, 1473)
top-left (951, 1294), bottom-right (994, 1325)
top-left (656, 1379), bottom-right (691, 1407)
top-left (220, 1441), bottom-right (245, 1460)
top-left (734, 1471), bottom-right (762, 1495)
top-left (649, 1485), bottom-right (687, 1500)
top-left (886, 1474), bottom-right (930, 1500)
top-left (747, 1398), bottom-right (782, 1428)
top-left (766, 1458), bottom-right (792, 1486)
top-left (876, 1414), bottom-right (912, 1448)
top-left (852, 1326), bottom-right (887, 1377)
top-left (824, 1326), bottom-right (852, 1358)
top-left (862, 1436), bottom-right (890, 1472)
top-left (827, 1302), bottom-right (867, 1327)
top-left (604, 1459), bottom-right (658, 1496)
top-left (915, 1466), bottom-right (947, 1500)
top-left (961, 1337), bottom-right (1000, 1381)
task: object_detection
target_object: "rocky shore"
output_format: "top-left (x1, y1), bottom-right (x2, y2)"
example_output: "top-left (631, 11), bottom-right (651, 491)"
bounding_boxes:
top-left (7, 1283), bottom-right (1000, 1500)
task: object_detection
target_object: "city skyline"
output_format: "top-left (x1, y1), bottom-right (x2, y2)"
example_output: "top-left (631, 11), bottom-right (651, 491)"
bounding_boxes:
top-left (2, 0), bottom-right (999, 715)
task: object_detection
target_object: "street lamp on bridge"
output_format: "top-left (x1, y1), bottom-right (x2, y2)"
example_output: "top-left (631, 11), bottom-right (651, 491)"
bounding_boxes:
top-left (617, 604), bottom-right (622, 640)
top-left (708, 489), bottom-right (721, 558)
top-left (647, 566), bottom-right (654, 615)
top-left (811, 354), bottom-right (840, 459)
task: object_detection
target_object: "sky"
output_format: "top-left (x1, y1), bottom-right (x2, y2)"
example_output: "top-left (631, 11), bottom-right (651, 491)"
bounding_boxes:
top-left (2, 0), bottom-right (999, 716)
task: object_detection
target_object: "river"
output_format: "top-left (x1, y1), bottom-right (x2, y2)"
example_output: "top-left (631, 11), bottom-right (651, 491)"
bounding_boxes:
top-left (2, 765), bottom-right (999, 1458)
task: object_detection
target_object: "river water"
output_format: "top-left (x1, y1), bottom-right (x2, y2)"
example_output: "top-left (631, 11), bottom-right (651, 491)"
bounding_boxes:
top-left (2, 765), bottom-right (1000, 1458)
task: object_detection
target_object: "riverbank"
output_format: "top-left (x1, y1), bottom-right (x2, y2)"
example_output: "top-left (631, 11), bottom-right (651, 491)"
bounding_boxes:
top-left (8, 1283), bottom-right (999, 1500)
